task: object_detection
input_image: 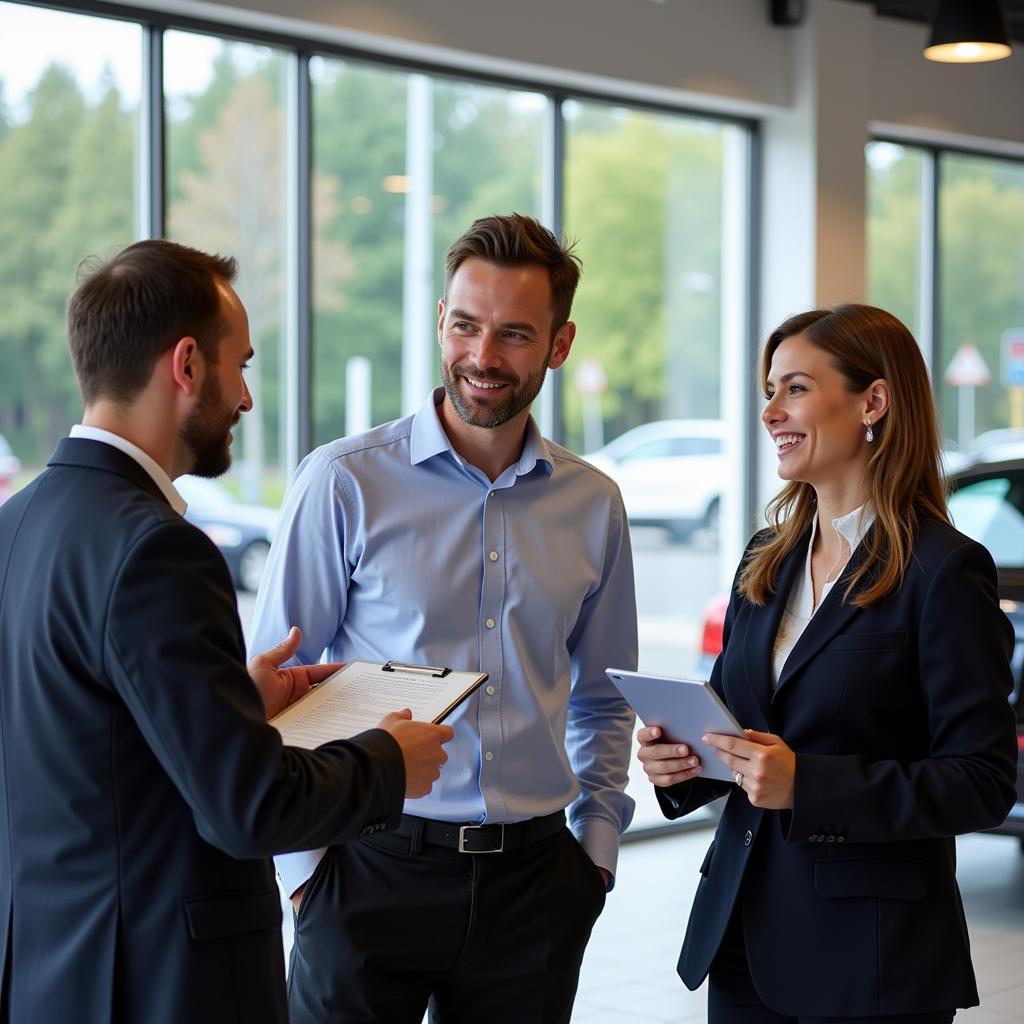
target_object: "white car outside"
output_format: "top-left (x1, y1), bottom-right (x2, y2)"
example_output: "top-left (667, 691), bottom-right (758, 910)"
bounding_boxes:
top-left (584, 419), bottom-right (725, 541)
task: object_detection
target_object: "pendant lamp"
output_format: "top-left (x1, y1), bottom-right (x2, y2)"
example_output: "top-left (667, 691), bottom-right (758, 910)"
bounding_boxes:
top-left (924, 0), bottom-right (1012, 63)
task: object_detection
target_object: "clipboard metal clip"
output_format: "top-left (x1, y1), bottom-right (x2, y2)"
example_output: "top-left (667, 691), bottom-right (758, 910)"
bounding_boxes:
top-left (381, 660), bottom-right (452, 679)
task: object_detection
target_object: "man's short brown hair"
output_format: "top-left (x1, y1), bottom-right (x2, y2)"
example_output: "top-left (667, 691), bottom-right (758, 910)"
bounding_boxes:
top-left (67, 239), bottom-right (238, 406)
top-left (444, 213), bottom-right (582, 330)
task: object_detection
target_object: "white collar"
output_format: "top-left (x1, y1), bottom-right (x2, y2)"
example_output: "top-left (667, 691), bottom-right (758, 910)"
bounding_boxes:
top-left (803, 503), bottom-right (875, 607)
top-left (70, 424), bottom-right (187, 516)
top-left (824, 503), bottom-right (875, 554)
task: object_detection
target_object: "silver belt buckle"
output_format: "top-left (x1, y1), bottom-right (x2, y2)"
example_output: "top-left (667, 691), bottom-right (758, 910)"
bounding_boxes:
top-left (458, 823), bottom-right (504, 853)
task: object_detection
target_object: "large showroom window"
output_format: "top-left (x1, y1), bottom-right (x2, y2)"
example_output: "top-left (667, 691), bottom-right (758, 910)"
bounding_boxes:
top-left (164, 30), bottom-right (291, 514)
top-left (868, 141), bottom-right (1024, 457)
top-left (938, 153), bottom-right (1024, 451)
top-left (565, 102), bottom-right (751, 672)
top-left (309, 58), bottom-right (547, 447)
top-left (0, 5), bottom-right (755, 764)
top-left (866, 141), bottom-right (927, 345)
top-left (0, 1), bottom-right (142, 471)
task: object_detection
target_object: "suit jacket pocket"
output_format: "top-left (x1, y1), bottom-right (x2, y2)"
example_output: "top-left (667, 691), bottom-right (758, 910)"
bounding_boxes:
top-left (813, 857), bottom-right (927, 901)
top-left (822, 629), bottom-right (905, 654)
top-left (184, 886), bottom-right (282, 941)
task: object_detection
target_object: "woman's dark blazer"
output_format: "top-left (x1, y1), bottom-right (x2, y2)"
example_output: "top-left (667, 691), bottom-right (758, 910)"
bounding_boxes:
top-left (660, 514), bottom-right (1018, 1018)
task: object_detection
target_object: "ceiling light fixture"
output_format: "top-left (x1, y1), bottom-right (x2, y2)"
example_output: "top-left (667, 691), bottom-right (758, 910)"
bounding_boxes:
top-left (924, 0), bottom-right (1012, 63)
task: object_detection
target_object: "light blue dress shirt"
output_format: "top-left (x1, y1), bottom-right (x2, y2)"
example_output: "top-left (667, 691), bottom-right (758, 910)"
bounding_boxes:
top-left (250, 389), bottom-right (638, 895)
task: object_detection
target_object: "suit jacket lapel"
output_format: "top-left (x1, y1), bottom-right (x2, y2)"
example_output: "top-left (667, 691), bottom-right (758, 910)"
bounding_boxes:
top-left (773, 529), bottom-right (873, 697)
top-left (742, 532), bottom-right (808, 716)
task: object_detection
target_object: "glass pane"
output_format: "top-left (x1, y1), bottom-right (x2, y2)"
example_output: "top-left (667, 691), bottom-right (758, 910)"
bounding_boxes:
top-left (564, 102), bottom-right (750, 829)
top-left (866, 141), bottom-right (925, 340)
top-left (949, 474), bottom-right (1024, 568)
top-left (0, 2), bottom-right (141, 496)
top-left (164, 31), bottom-right (289, 591)
top-left (310, 58), bottom-right (546, 446)
top-left (938, 153), bottom-right (1024, 455)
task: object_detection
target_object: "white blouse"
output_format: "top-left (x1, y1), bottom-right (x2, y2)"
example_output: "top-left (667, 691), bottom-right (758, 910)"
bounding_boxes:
top-left (771, 504), bottom-right (876, 688)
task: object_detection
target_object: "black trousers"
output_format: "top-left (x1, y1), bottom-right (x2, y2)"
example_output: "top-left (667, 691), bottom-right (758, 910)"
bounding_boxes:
top-left (708, 911), bottom-right (956, 1024)
top-left (288, 820), bottom-right (606, 1024)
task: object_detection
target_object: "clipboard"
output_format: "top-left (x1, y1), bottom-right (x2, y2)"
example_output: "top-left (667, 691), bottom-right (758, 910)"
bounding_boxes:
top-left (270, 659), bottom-right (488, 750)
top-left (606, 668), bottom-right (744, 783)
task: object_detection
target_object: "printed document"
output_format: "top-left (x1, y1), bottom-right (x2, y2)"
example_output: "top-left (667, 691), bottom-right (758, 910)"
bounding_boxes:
top-left (270, 659), bottom-right (487, 749)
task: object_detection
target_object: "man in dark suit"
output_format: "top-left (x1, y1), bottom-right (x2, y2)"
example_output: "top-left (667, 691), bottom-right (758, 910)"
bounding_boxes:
top-left (0, 239), bottom-right (453, 1023)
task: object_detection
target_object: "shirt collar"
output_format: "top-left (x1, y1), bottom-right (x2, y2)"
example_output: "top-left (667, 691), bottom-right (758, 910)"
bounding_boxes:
top-left (69, 424), bottom-right (187, 516)
top-left (808, 502), bottom-right (875, 556)
top-left (831, 503), bottom-right (875, 552)
top-left (409, 387), bottom-right (553, 478)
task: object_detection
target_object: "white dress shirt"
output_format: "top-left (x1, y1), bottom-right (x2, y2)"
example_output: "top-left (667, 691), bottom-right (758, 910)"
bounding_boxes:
top-left (772, 504), bottom-right (875, 687)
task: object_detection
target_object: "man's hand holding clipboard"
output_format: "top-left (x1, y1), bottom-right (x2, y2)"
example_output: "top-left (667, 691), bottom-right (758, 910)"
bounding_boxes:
top-left (269, 656), bottom-right (487, 797)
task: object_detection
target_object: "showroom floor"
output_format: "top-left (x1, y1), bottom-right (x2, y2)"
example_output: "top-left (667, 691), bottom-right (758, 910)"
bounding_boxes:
top-left (573, 829), bottom-right (1024, 1023)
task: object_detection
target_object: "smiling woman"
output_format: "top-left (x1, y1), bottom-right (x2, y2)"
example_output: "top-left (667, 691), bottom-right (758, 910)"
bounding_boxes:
top-left (637, 303), bottom-right (1019, 1023)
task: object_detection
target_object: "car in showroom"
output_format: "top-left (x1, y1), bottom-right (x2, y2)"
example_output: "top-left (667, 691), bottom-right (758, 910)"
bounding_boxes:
top-left (174, 474), bottom-right (278, 592)
top-left (584, 419), bottom-right (725, 542)
top-left (0, 433), bottom-right (22, 506)
top-left (692, 449), bottom-right (1024, 847)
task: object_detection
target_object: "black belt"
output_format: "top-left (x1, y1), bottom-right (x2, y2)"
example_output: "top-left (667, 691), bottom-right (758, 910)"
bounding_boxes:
top-left (392, 810), bottom-right (565, 854)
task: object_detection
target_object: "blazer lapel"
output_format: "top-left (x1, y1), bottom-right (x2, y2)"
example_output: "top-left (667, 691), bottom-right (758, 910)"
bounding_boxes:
top-left (773, 529), bottom-right (874, 697)
top-left (742, 533), bottom-right (809, 716)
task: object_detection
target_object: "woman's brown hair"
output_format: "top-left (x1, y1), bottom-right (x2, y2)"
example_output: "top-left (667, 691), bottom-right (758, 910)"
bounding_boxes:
top-left (738, 304), bottom-right (949, 607)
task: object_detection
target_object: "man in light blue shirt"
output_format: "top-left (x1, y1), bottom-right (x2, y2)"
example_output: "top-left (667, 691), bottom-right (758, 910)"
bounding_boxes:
top-left (250, 213), bottom-right (638, 1024)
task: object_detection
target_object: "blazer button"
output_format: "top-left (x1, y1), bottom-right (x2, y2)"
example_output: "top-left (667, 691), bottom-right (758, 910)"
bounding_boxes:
top-left (826, 835), bottom-right (835, 843)
top-left (836, 835), bottom-right (845, 843)
top-left (744, 830), bottom-right (752, 846)
top-left (808, 834), bottom-right (818, 842)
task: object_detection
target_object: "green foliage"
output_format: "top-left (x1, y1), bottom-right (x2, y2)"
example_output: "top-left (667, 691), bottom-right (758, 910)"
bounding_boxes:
top-left (0, 64), bottom-right (133, 463)
top-left (6, 45), bottom-right (1023, 483)
top-left (565, 113), bottom-right (724, 451)
top-left (868, 146), bottom-right (1024, 442)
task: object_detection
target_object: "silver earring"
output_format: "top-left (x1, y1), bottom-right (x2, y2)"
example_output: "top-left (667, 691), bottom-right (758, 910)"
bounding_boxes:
top-left (865, 421), bottom-right (874, 443)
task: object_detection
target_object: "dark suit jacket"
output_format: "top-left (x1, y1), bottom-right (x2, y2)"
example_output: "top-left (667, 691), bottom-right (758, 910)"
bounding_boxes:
top-left (0, 439), bottom-right (406, 1023)
top-left (660, 515), bottom-right (1018, 1017)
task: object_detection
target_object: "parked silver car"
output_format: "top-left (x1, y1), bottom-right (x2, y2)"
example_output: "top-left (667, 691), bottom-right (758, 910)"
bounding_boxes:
top-left (585, 419), bottom-right (725, 542)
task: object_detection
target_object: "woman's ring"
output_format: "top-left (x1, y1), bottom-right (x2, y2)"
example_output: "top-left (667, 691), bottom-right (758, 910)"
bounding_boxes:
top-left (734, 771), bottom-right (744, 788)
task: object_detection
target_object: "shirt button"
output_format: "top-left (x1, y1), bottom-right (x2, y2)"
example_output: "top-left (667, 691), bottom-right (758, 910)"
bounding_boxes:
top-left (485, 751), bottom-right (494, 761)
top-left (744, 830), bottom-right (752, 846)
top-left (485, 618), bottom-right (496, 629)
top-left (486, 685), bottom-right (495, 696)
top-left (488, 551), bottom-right (499, 562)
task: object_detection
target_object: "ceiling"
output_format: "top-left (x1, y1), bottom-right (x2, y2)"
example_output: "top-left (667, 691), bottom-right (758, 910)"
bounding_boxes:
top-left (850, 1), bottom-right (1024, 44)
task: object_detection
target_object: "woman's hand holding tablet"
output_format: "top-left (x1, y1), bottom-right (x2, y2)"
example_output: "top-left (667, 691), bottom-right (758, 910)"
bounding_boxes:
top-left (606, 669), bottom-right (744, 784)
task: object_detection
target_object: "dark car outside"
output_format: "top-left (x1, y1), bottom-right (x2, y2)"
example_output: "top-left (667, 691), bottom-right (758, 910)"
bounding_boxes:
top-left (692, 450), bottom-right (1024, 848)
top-left (174, 475), bottom-right (278, 593)
top-left (947, 448), bottom-right (1024, 846)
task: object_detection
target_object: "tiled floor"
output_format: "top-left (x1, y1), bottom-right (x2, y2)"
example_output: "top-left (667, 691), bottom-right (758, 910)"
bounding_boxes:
top-left (573, 829), bottom-right (1024, 1023)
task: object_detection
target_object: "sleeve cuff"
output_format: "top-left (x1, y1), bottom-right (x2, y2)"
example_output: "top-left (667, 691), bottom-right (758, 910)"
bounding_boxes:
top-left (572, 816), bottom-right (622, 890)
top-left (348, 727), bottom-right (406, 831)
top-left (275, 848), bottom-right (326, 897)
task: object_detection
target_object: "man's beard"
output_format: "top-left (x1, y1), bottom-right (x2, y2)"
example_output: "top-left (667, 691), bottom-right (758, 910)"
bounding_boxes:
top-left (181, 370), bottom-right (238, 478)
top-left (440, 359), bottom-right (547, 429)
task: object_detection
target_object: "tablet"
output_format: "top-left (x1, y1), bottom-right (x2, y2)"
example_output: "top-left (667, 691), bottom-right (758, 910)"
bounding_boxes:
top-left (606, 668), bottom-right (744, 783)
